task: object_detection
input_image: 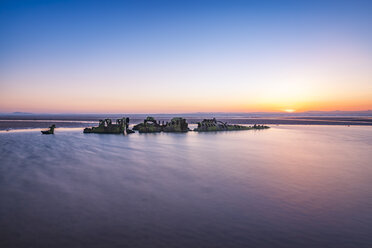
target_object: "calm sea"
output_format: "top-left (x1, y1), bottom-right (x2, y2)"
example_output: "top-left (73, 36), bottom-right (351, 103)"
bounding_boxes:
top-left (0, 126), bottom-right (371, 248)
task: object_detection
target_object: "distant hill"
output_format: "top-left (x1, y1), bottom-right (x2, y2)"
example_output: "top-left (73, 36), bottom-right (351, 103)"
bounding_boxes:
top-left (11, 112), bottom-right (33, 115)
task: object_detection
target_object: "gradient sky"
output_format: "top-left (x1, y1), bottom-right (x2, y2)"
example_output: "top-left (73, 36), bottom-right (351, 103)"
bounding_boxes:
top-left (1, 0), bottom-right (371, 113)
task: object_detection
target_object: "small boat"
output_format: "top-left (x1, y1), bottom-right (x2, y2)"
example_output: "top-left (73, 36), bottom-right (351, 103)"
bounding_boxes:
top-left (41, 124), bottom-right (55, 134)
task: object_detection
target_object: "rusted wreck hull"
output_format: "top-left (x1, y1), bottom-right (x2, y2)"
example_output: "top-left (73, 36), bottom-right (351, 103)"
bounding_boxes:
top-left (41, 124), bottom-right (56, 134)
top-left (194, 119), bottom-right (269, 132)
top-left (83, 118), bottom-right (134, 134)
top-left (83, 127), bottom-right (125, 134)
top-left (163, 117), bottom-right (189, 132)
top-left (134, 116), bottom-right (163, 133)
top-left (194, 125), bottom-right (251, 132)
top-left (135, 117), bottom-right (189, 133)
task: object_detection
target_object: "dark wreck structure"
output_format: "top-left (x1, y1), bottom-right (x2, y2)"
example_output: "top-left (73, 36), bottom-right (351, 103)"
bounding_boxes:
top-left (82, 116), bottom-right (268, 134)
top-left (41, 124), bottom-right (56, 134)
top-left (133, 117), bottom-right (163, 133)
top-left (83, 118), bottom-right (134, 134)
top-left (133, 116), bottom-right (189, 133)
top-left (194, 118), bottom-right (269, 132)
top-left (163, 117), bottom-right (189, 132)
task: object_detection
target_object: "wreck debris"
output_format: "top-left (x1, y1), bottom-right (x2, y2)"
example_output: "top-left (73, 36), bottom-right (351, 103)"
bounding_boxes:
top-left (82, 116), bottom-right (269, 134)
top-left (163, 117), bottom-right (189, 132)
top-left (41, 124), bottom-right (56, 134)
top-left (251, 124), bottom-right (270, 130)
top-left (193, 118), bottom-right (269, 132)
top-left (133, 116), bottom-right (163, 133)
top-left (133, 116), bottom-right (189, 133)
top-left (83, 117), bottom-right (134, 134)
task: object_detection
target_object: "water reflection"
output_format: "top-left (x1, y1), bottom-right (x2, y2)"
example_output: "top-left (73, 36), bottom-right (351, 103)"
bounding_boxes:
top-left (0, 126), bottom-right (371, 248)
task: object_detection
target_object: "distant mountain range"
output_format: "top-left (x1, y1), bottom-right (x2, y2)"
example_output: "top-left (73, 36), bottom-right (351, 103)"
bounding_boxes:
top-left (8, 112), bottom-right (34, 115)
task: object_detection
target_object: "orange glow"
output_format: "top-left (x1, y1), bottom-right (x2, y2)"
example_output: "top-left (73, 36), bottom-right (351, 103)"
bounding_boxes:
top-left (0, 95), bottom-right (371, 114)
top-left (0, 79), bottom-right (371, 113)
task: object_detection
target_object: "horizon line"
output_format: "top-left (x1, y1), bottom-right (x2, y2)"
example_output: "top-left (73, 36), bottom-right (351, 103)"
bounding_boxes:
top-left (1, 110), bottom-right (372, 115)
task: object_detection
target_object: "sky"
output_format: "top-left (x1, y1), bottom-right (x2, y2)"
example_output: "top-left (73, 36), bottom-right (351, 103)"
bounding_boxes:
top-left (0, 0), bottom-right (371, 114)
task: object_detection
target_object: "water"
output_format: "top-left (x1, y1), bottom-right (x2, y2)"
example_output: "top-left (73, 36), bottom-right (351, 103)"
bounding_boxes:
top-left (0, 126), bottom-right (371, 248)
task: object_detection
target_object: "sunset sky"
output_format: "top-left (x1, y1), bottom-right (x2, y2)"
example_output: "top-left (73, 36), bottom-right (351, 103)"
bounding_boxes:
top-left (0, 0), bottom-right (371, 114)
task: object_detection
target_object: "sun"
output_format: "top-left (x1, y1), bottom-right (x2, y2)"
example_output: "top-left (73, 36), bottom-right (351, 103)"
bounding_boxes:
top-left (284, 109), bottom-right (296, 113)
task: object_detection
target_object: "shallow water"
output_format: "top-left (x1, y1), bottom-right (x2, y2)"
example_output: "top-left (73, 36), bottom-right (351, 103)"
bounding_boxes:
top-left (0, 126), bottom-right (371, 248)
